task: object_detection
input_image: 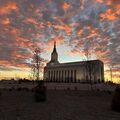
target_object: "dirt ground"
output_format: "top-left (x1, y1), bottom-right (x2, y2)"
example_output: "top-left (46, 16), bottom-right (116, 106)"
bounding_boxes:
top-left (0, 90), bottom-right (120, 120)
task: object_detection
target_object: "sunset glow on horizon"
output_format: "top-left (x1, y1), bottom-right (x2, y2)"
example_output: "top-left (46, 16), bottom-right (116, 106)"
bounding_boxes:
top-left (0, 0), bottom-right (120, 83)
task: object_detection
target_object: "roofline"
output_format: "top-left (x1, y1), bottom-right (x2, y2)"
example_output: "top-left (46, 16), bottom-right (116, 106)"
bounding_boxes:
top-left (60, 59), bottom-right (103, 65)
top-left (45, 59), bottom-right (104, 68)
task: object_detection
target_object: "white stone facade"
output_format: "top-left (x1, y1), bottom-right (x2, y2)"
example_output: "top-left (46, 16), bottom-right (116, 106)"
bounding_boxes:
top-left (44, 42), bottom-right (104, 83)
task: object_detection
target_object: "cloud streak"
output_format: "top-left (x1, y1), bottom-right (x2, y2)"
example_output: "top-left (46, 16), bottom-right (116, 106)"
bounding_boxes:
top-left (0, 0), bottom-right (119, 81)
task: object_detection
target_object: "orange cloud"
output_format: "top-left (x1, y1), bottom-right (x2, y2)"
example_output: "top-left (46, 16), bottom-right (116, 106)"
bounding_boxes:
top-left (1, 18), bottom-right (10, 25)
top-left (0, 60), bottom-right (12, 66)
top-left (100, 9), bottom-right (118, 21)
top-left (0, 2), bottom-right (19, 15)
top-left (85, 32), bottom-right (98, 39)
top-left (9, 28), bottom-right (21, 38)
top-left (95, 0), bottom-right (104, 3)
top-left (62, 2), bottom-right (70, 12)
top-left (26, 18), bottom-right (38, 25)
top-left (106, 0), bottom-right (112, 5)
top-left (66, 48), bottom-right (85, 56)
top-left (16, 37), bottom-right (33, 48)
top-left (12, 50), bottom-right (32, 60)
top-left (77, 29), bottom-right (83, 35)
top-left (54, 24), bottom-right (72, 35)
top-left (80, 0), bottom-right (85, 10)
top-left (39, 22), bottom-right (45, 29)
top-left (116, 4), bottom-right (120, 15)
top-left (47, 21), bottom-right (52, 27)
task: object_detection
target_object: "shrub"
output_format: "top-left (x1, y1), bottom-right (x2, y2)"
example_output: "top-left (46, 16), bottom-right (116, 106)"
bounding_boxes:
top-left (74, 87), bottom-right (78, 91)
top-left (34, 81), bottom-right (46, 102)
top-left (11, 87), bottom-right (15, 91)
top-left (9, 88), bottom-right (12, 91)
top-left (97, 89), bottom-right (100, 92)
top-left (111, 86), bottom-right (120, 112)
top-left (67, 87), bottom-right (70, 91)
top-left (31, 88), bottom-right (35, 92)
top-left (8, 87), bottom-right (15, 91)
top-left (16, 88), bottom-right (22, 91)
top-left (22, 87), bottom-right (29, 92)
top-left (101, 79), bottom-right (105, 83)
top-left (107, 90), bottom-right (112, 94)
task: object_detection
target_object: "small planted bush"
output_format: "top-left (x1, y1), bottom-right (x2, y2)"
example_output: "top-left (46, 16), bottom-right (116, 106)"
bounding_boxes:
top-left (22, 87), bottom-right (29, 92)
top-left (16, 87), bottom-right (22, 91)
top-left (9, 88), bottom-right (12, 91)
top-left (67, 87), bottom-right (70, 91)
top-left (74, 87), bottom-right (78, 91)
top-left (34, 81), bottom-right (46, 102)
top-left (111, 86), bottom-right (120, 112)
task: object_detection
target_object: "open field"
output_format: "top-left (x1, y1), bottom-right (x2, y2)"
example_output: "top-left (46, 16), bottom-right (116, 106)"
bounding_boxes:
top-left (0, 90), bottom-right (120, 120)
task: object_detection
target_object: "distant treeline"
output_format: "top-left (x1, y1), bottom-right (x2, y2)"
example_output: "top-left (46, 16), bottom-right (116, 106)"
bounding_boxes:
top-left (0, 78), bottom-right (43, 84)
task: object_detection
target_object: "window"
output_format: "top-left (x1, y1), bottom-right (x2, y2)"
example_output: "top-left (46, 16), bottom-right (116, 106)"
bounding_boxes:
top-left (48, 71), bottom-right (50, 80)
top-left (68, 70), bottom-right (69, 82)
top-left (74, 70), bottom-right (76, 82)
top-left (65, 70), bottom-right (66, 82)
top-left (56, 71), bottom-right (58, 81)
top-left (62, 70), bottom-right (63, 82)
top-left (71, 70), bottom-right (73, 82)
top-left (59, 71), bottom-right (61, 82)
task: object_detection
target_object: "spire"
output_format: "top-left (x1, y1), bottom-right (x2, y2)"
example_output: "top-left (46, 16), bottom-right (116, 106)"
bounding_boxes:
top-left (47, 40), bottom-right (59, 64)
top-left (54, 40), bottom-right (56, 51)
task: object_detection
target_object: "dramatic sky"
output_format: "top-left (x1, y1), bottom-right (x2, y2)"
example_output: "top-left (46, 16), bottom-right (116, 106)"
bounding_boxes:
top-left (0, 0), bottom-right (120, 82)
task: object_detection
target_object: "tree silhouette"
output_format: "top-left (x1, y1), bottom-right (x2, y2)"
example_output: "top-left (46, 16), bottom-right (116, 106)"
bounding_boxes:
top-left (31, 48), bottom-right (41, 81)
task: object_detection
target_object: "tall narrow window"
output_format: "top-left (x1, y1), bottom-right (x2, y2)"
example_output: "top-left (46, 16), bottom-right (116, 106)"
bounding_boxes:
top-left (56, 71), bottom-right (58, 82)
top-left (71, 70), bottom-right (73, 82)
top-left (54, 71), bottom-right (55, 82)
top-left (62, 70), bottom-right (63, 82)
top-left (74, 70), bottom-right (76, 83)
top-left (51, 71), bottom-right (53, 81)
top-left (50, 71), bottom-right (52, 81)
top-left (65, 70), bottom-right (66, 82)
top-left (59, 71), bottom-right (61, 82)
top-left (68, 70), bottom-right (69, 82)
top-left (48, 71), bottom-right (50, 80)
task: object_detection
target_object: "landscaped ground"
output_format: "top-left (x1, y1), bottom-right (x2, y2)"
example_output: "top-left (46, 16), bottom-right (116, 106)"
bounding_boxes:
top-left (0, 90), bottom-right (120, 120)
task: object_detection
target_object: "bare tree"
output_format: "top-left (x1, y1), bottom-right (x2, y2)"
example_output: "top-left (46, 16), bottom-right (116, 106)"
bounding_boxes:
top-left (31, 48), bottom-right (41, 81)
top-left (108, 53), bottom-right (115, 82)
top-left (109, 65), bottom-right (113, 82)
top-left (81, 40), bottom-right (93, 90)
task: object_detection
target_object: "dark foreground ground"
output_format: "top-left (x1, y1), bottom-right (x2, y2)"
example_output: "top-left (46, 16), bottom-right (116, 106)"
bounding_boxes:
top-left (0, 90), bottom-right (120, 120)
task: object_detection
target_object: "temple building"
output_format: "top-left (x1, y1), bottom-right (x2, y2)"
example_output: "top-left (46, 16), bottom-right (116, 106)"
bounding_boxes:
top-left (44, 41), bottom-right (104, 83)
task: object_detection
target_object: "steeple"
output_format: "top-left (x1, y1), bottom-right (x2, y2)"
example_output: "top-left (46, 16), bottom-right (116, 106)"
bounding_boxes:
top-left (48, 40), bottom-right (59, 65)
top-left (53, 40), bottom-right (56, 52)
